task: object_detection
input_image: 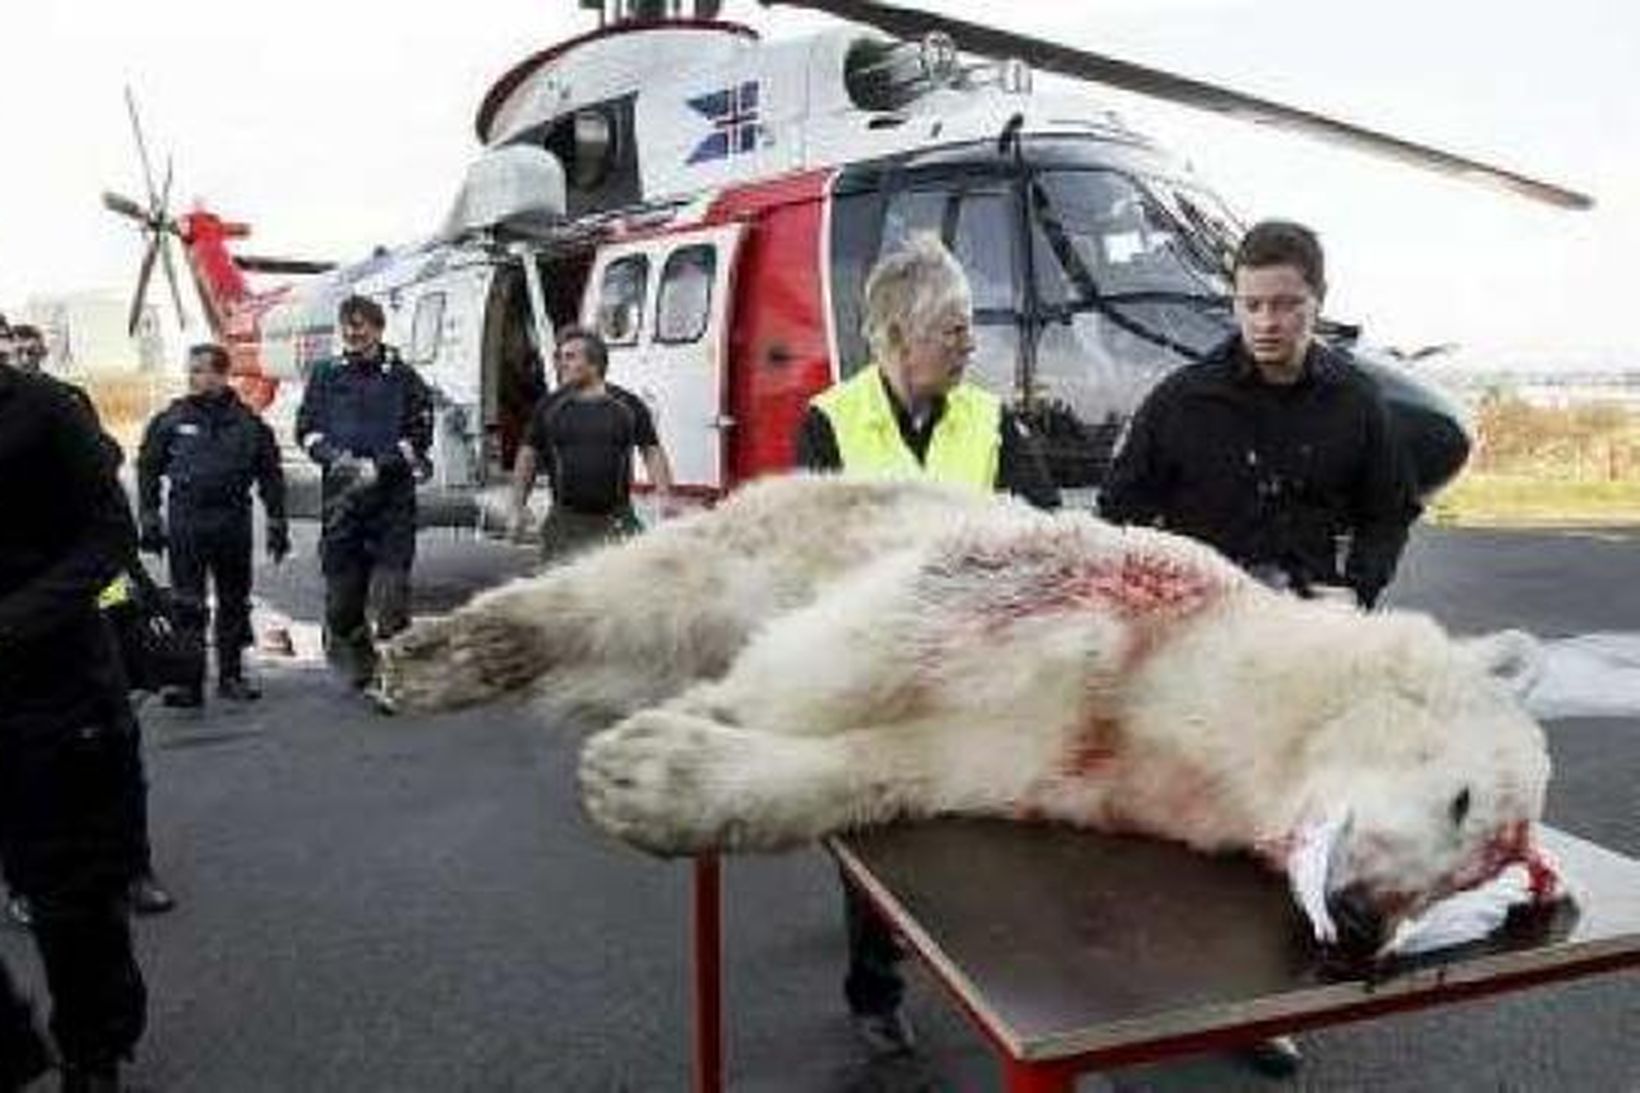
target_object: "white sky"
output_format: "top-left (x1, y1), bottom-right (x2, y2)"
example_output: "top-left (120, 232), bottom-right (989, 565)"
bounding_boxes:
top-left (1, 0), bottom-right (1632, 369)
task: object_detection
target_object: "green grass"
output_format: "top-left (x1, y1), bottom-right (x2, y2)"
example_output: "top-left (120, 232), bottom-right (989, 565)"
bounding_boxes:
top-left (1430, 473), bottom-right (1640, 527)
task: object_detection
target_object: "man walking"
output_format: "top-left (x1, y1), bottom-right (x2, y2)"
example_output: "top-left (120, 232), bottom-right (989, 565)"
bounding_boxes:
top-left (138, 343), bottom-right (288, 705)
top-left (0, 346), bottom-right (149, 1092)
top-left (297, 295), bottom-right (433, 689)
top-left (508, 326), bottom-right (676, 563)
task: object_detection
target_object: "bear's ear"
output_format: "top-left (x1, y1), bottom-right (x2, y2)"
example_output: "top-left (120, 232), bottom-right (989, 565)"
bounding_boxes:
top-left (1461, 629), bottom-right (1544, 699)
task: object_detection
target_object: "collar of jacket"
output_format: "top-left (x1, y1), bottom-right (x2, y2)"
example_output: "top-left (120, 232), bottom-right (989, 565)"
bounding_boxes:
top-left (877, 370), bottom-right (947, 437)
top-left (342, 346), bottom-right (396, 371)
top-left (1210, 336), bottom-right (1339, 392)
top-left (185, 388), bottom-right (240, 411)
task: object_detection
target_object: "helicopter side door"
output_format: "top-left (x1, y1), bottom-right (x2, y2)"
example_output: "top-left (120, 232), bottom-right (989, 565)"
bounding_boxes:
top-left (582, 224), bottom-right (745, 493)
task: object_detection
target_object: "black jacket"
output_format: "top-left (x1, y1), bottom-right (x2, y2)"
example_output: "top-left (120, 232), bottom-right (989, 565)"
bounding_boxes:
top-left (1099, 339), bottom-right (1418, 606)
top-left (795, 374), bottom-right (1061, 511)
top-left (295, 346), bottom-right (433, 491)
top-left (137, 388), bottom-right (285, 534)
top-left (0, 365), bottom-right (135, 722)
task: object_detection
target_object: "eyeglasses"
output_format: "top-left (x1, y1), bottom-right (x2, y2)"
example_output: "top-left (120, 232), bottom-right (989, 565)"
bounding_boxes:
top-left (1234, 294), bottom-right (1312, 317)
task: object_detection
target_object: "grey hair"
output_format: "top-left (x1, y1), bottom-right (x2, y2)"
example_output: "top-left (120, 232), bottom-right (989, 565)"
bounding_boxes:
top-left (861, 233), bottom-right (972, 363)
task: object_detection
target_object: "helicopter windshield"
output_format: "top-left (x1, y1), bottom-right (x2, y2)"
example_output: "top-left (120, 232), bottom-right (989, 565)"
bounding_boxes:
top-left (1027, 168), bottom-right (1238, 483)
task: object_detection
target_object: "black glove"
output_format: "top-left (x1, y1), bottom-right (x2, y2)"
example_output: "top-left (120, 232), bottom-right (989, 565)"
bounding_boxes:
top-left (138, 514), bottom-right (167, 555)
top-left (266, 521), bottom-right (290, 563)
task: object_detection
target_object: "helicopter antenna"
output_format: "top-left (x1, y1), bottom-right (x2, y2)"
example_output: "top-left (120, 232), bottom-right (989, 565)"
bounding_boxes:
top-left (764, 0), bottom-right (1593, 210)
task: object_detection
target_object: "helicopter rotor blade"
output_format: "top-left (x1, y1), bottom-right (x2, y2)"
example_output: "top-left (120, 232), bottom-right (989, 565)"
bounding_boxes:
top-left (159, 237), bottom-right (189, 331)
top-left (124, 85), bottom-right (163, 214)
top-left (129, 234), bottom-right (161, 338)
top-left (233, 255), bottom-right (337, 275)
top-left (764, 0), bottom-right (1593, 210)
top-left (102, 190), bottom-right (150, 224)
top-left (156, 157), bottom-right (188, 328)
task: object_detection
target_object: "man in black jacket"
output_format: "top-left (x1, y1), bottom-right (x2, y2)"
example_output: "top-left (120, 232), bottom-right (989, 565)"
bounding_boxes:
top-left (1101, 220), bottom-right (1417, 609)
top-left (138, 343), bottom-right (288, 705)
top-left (296, 295), bottom-right (433, 689)
top-left (1099, 221), bottom-right (1416, 1076)
top-left (0, 357), bottom-right (148, 1092)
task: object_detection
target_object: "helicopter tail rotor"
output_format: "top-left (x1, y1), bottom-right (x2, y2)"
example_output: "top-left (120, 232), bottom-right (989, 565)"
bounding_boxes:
top-left (104, 87), bottom-right (191, 336)
top-left (764, 0), bottom-right (1593, 210)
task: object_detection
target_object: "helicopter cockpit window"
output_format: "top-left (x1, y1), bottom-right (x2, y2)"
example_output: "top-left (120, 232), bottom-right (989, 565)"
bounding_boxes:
top-left (597, 255), bottom-right (649, 346)
top-left (1026, 169), bottom-right (1236, 485)
top-left (571, 109), bottom-right (615, 191)
top-left (409, 292), bottom-right (445, 366)
top-left (878, 183), bottom-right (1020, 396)
top-left (655, 245), bottom-right (716, 345)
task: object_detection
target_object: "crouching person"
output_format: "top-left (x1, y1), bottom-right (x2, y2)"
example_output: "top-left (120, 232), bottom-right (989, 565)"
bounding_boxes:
top-left (796, 233), bottom-right (1058, 1059)
top-left (1, 357), bottom-right (148, 1092)
top-left (297, 295), bottom-right (433, 690)
top-left (137, 343), bottom-right (288, 706)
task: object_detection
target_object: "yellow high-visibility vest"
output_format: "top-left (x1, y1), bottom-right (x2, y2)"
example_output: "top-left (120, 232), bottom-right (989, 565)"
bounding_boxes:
top-left (96, 573), bottom-right (131, 610)
top-left (813, 365), bottom-right (1000, 490)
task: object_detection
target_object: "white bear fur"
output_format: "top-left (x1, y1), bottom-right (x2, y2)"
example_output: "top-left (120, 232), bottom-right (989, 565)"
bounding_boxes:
top-left (382, 475), bottom-right (1551, 930)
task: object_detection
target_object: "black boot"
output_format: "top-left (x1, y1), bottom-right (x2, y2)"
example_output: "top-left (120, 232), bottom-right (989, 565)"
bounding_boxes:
top-left (129, 874), bottom-right (176, 917)
top-left (0, 998), bottom-right (51, 1093)
top-left (58, 1063), bottom-right (121, 1093)
top-left (217, 676), bottom-right (261, 702)
top-left (160, 683), bottom-right (204, 709)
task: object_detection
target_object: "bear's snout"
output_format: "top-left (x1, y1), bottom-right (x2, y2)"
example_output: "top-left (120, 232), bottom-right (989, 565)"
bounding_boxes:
top-left (1327, 883), bottom-right (1389, 956)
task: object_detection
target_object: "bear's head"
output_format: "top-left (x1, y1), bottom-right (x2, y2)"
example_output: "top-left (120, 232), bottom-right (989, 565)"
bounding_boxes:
top-left (1290, 622), bottom-right (1551, 956)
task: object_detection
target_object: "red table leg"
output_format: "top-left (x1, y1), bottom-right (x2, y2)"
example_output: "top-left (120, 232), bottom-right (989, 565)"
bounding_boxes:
top-left (1002, 1055), bottom-right (1080, 1093)
top-left (693, 855), bottom-right (724, 1093)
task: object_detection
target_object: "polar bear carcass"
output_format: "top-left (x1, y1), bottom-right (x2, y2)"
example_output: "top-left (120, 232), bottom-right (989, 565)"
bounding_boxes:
top-left (382, 475), bottom-right (1557, 956)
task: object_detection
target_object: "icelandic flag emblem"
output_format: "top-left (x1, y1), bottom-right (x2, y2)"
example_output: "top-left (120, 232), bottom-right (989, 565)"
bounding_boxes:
top-left (686, 81), bottom-right (762, 164)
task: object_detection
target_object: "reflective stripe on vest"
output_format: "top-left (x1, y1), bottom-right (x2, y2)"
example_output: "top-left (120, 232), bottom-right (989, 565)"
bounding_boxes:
top-left (812, 366), bottom-right (1000, 491)
top-left (96, 574), bottom-right (131, 610)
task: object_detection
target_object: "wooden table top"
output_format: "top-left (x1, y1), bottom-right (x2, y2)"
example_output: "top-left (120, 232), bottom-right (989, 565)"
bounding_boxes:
top-left (829, 822), bottom-right (1640, 1063)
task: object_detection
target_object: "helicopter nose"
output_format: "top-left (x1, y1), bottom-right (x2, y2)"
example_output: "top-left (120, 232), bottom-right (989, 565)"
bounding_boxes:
top-left (1326, 883), bottom-right (1389, 957)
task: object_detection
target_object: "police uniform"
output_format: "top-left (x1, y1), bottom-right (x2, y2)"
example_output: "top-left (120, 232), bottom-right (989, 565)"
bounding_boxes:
top-left (137, 387), bottom-right (287, 695)
top-left (0, 365), bottom-right (147, 1085)
top-left (295, 344), bottom-right (433, 684)
top-left (796, 363), bottom-right (1057, 1034)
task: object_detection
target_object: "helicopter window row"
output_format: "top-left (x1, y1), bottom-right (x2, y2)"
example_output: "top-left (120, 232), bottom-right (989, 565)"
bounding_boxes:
top-left (597, 255), bottom-right (650, 346)
top-left (655, 245), bottom-right (717, 345)
top-left (410, 291), bottom-right (446, 366)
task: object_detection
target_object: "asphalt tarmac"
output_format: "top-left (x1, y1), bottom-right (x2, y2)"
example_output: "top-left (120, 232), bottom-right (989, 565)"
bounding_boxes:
top-left (3, 522), bottom-right (1636, 1091)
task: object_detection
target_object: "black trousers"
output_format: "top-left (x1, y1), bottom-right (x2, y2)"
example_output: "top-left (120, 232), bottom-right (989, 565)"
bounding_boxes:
top-left (0, 691), bottom-right (147, 1070)
top-left (841, 869), bottom-right (905, 1016)
top-left (168, 521), bottom-right (254, 684)
top-left (0, 960), bottom-right (51, 1089)
top-left (320, 482), bottom-right (415, 684)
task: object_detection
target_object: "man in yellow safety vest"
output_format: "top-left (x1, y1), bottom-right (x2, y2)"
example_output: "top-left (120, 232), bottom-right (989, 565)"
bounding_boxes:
top-left (795, 233), bottom-right (1058, 1060)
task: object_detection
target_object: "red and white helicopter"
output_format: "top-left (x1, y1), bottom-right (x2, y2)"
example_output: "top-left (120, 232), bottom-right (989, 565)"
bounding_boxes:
top-left (102, 0), bottom-right (1592, 523)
